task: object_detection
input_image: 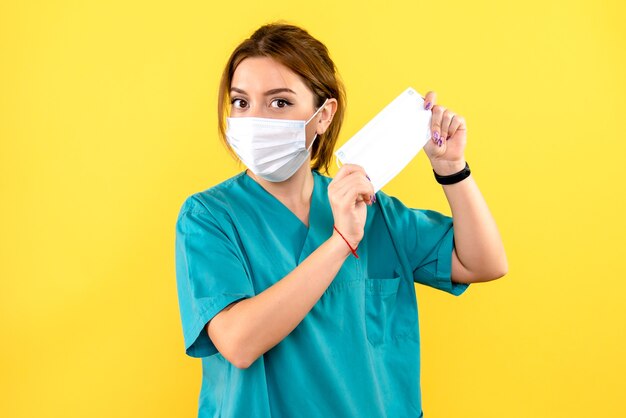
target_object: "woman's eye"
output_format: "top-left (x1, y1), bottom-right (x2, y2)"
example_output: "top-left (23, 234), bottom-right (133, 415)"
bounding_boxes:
top-left (231, 98), bottom-right (248, 108)
top-left (270, 99), bottom-right (291, 109)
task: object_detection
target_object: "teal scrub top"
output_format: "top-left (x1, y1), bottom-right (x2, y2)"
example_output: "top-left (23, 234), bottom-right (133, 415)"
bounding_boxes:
top-left (175, 169), bottom-right (469, 418)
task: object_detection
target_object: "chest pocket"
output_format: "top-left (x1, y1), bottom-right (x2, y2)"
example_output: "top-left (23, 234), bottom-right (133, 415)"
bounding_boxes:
top-left (364, 268), bottom-right (418, 346)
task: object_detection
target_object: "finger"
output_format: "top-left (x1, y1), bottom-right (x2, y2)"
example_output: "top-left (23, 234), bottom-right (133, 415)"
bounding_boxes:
top-left (331, 163), bottom-right (368, 184)
top-left (335, 173), bottom-right (375, 205)
top-left (447, 115), bottom-right (467, 138)
top-left (336, 173), bottom-right (374, 204)
top-left (440, 109), bottom-right (456, 143)
top-left (430, 105), bottom-right (445, 146)
top-left (334, 184), bottom-right (371, 207)
top-left (423, 91), bottom-right (436, 110)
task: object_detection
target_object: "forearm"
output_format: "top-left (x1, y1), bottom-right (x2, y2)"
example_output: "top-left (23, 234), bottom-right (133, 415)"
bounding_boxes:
top-left (219, 234), bottom-right (351, 368)
top-left (434, 160), bottom-right (508, 281)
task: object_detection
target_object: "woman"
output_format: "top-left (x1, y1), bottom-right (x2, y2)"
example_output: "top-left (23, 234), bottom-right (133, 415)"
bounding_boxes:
top-left (175, 23), bottom-right (507, 417)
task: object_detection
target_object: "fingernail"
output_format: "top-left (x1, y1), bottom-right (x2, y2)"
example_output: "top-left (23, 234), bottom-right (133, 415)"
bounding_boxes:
top-left (424, 102), bottom-right (432, 110)
top-left (366, 174), bottom-right (371, 181)
top-left (438, 139), bottom-right (443, 147)
top-left (372, 194), bottom-right (377, 203)
top-left (433, 131), bottom-right (440, 140)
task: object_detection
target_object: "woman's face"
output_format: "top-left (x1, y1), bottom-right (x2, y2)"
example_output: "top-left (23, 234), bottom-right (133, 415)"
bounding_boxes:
top-left (229, 56), bottom-right (322, 146)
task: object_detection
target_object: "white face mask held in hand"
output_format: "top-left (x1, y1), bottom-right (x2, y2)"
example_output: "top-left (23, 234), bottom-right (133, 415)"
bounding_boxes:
top-left (334, 87), bottom-right (432, 193)
top-left (226, 98), bottom-right (328, 182)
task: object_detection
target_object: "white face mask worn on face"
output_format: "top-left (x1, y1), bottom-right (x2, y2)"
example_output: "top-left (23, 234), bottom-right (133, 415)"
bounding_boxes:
top-left (225, 98), bottom-right (329, 182)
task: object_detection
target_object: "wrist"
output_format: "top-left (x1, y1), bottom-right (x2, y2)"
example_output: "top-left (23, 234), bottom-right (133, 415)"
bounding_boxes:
top-left (431, 159), bottom-right (467, 176)
top-left (331, 227), bottom-right (360, 259)
top-left (328, 232), bottom-right (353, 259)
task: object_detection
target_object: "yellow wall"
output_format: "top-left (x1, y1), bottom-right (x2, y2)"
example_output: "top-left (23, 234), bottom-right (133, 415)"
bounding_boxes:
top-left (1, 1), bottom-right (624, 417)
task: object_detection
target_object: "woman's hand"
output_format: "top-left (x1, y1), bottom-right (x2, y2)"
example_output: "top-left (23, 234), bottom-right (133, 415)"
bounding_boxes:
top-left (327, 164), bottom-right (374, 249)
top-left (421, 91), bottom-right (468, 176)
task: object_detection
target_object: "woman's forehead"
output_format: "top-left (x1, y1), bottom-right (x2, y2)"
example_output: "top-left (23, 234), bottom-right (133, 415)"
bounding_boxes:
top-left (231, 56), bottom-right (309, 96)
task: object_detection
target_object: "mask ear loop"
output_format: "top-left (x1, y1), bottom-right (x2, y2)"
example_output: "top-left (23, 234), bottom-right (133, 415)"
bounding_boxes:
top-left (305, 98), bottom-right (329, 157)
top-left (335, 155), bottom-right (343, 169)
top-left (306, 98), bottom-right (330, 125)
top-left (306, 134), bottom-right (318, 152)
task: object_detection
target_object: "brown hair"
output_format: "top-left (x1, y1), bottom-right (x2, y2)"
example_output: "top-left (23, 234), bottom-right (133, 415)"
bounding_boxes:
top-left (217, 23), bottom-right (346, 174)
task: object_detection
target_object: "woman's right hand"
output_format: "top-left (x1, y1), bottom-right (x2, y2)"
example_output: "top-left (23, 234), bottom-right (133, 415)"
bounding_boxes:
top-left (327, 164), bottom-right (375, 249)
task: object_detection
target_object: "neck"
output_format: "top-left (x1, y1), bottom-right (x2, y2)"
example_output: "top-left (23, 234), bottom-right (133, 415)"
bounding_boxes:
top-left (246, 160), bottom-right (314, 206)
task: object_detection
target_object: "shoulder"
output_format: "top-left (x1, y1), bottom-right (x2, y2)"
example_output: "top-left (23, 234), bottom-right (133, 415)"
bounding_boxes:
top-left (373, 190), bottom-right (410, 216)
top-left (313, 169), bottom-right (415, 218)
top-left (374, 190), bottom-right (452, 228)
top-left (177, 171), bottom-right (248, 223)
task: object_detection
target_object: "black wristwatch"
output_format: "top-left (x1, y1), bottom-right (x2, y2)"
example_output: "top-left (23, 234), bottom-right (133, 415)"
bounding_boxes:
top-left (433, 162), bottom-right (471, 185)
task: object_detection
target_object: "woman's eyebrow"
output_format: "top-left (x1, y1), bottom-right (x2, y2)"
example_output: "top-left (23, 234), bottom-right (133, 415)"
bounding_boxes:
top-left (230, 87), bottom-right (296, 96)
top-left (230, 87), bottom-right (248, 95)
top-left (264, 88), bottom-right (296, 96)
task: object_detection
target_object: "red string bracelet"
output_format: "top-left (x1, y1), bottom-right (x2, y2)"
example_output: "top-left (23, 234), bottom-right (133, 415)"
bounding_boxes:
top-left (333, 225), bottom-right (359, 258)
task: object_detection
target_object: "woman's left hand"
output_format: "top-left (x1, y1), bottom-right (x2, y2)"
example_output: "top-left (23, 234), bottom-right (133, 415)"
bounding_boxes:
top-left (421, 91), bottom-right (468, 176)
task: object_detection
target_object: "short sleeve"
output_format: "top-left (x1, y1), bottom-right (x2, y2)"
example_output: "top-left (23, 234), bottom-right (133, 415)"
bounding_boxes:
top-left (377, 194), bottom-right (469, 296)
top-left (409, 208), bottom-right (468, 296)
top-left (175, 196), bottom-right (255, 358)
